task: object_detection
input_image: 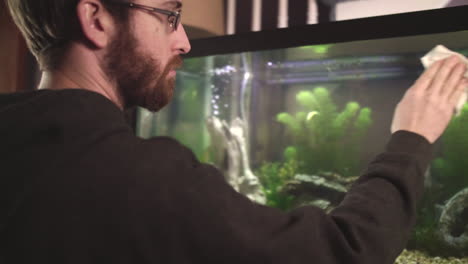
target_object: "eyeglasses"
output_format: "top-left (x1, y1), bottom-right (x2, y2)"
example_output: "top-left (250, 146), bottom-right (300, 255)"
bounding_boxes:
top-left (107, 1), bottom-right (181, 31)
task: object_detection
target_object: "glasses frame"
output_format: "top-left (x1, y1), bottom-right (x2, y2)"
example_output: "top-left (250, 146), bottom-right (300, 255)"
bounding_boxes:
top-left (108, 1), bottom-right (181, 31)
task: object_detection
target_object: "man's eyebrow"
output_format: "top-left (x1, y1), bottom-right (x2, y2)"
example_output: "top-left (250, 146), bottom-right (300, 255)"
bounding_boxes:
top-left (162, 1), bottom-right (182, 9)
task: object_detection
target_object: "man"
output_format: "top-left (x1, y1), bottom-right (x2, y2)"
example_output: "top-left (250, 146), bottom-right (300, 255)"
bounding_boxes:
top-left (1, 0), bottom-right (466, 263)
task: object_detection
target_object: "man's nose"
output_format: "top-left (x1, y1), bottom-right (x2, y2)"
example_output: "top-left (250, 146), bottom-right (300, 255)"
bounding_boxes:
top-left (175, 24), bottom-right (191, 55)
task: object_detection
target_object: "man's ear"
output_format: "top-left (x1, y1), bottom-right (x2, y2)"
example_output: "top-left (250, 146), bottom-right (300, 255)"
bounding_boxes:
top-left (76, 0), bottom-right (115, 49)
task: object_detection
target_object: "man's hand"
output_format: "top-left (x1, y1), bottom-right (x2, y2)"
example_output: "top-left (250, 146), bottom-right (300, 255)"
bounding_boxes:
top-left (391, 55), bottom-right (468, 143)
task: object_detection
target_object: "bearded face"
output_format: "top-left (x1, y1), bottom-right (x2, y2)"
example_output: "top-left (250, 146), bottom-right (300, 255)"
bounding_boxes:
top-left (102, 23), bottom-right (182, 112)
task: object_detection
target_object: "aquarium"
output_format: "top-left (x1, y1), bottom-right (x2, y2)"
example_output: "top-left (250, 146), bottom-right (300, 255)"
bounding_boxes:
top-left (137, 7), bottom-right (468, 263)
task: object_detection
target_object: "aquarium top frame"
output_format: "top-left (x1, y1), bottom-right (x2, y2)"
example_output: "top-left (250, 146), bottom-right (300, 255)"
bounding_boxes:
top-left (184, 6), bottom-right (468, 58)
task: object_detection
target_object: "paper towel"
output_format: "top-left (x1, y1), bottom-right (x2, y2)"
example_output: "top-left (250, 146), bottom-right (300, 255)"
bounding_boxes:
top-left (421, 45), bottom-right (468, 115)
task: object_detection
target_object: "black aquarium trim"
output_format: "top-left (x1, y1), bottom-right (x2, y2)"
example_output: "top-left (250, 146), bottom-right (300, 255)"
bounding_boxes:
top-left (184, 6), bottom-right (468, 58)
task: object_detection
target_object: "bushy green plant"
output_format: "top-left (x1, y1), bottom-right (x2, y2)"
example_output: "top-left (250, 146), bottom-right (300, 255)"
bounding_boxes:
top-left (432, 104), bottom-right (468, 200)
top-left (408, 191), bottom-right (450, 256)
top-left (408, 104), bottom-right (468, 257)
top-left (408, 223), bottom-right (464, 257)
top-left (276, 87), bottom-right (372, 177)
top-left (257, 158), bottom-right (298, 211)
top-left (409, 206), bottom-right (468, 258)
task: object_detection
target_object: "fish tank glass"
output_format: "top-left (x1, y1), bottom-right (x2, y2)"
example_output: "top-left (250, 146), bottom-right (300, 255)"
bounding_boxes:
top-left (137, 8), bottom-right (468, 263)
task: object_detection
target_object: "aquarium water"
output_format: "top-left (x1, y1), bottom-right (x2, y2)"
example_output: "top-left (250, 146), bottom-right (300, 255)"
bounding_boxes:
top-left (137, 30), bottom-right (468, 261)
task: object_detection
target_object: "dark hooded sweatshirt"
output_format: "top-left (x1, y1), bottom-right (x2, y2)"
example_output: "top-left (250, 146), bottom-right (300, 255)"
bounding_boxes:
top-left (0, 89), bottom-right (432, 264)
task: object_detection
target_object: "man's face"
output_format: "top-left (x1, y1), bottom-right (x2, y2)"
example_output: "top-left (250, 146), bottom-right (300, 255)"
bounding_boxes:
top-left (102, 0), bottom-right (191, 112)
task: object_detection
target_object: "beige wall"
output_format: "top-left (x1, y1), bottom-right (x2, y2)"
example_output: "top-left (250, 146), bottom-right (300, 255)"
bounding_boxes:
top-left (336, 0), bottom-right (450, 21)
top-left (0, 2), bottom-right (24, 93)
top-left (183, 0), bottom-right (225, 38)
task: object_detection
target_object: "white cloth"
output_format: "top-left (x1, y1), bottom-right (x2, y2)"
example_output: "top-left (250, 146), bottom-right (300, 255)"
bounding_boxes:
top-left (421, 45), bottom-right (468, 115)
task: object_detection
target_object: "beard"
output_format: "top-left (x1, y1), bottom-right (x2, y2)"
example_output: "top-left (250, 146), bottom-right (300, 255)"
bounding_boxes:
top-left (102, 25), bottom-right (183, 112)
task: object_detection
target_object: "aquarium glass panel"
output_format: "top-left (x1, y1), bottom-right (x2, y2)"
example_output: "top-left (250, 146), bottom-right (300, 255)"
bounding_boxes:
top-left (137, 30), bottom-right (468, 262)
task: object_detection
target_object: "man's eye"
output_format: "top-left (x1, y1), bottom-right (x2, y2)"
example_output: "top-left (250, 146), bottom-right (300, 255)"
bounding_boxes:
top-left (168, 16), bottom-right (176, 25)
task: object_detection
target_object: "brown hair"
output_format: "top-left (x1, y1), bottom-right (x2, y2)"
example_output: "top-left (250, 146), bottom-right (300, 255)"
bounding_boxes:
top-left (6, 0), bottom-right (129, 71)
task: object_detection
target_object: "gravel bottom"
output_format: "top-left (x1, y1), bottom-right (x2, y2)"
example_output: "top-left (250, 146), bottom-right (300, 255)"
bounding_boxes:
top-left (395, 250), bottom-right (468, 264)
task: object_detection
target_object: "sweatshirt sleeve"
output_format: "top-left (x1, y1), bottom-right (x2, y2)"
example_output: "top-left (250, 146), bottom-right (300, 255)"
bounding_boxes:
top-left (131, 130), bottom-right (432, 264)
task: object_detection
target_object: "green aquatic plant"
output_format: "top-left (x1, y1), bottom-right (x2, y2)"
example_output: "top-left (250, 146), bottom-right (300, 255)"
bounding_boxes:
top-left (408, 191), bottom-right (454, 257)
top-left (277, 87), bottom-right (372, 177)
top-left (409, 197), bottom-right (468, 258)
top-left (408, 223), bottom-right (464, 257)
top-left (407, 104), bottom-right (468, 257)
top-left (298, 44), bottom-right (333, 54)
top-left (256, 158), bottom-right (298, 211)
top-left (432, 104), bottom-right (468, 200)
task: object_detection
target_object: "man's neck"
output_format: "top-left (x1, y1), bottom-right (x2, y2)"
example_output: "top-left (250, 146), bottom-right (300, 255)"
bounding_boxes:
top-left (37, 44), bottom-right (125, 110)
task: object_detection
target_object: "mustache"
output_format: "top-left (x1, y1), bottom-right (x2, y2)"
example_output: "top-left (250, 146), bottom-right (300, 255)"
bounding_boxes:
top-left (167, 55), bottom-right (183, 71)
